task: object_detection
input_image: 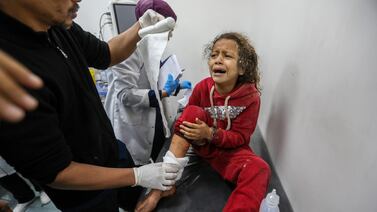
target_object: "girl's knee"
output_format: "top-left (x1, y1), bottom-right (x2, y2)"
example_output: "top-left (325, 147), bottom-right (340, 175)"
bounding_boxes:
top-left (181, 105), bottom-right (207, 123)
top-left (174, 105), bottom-right (208, 135)
top-left (254, 157), bottom-right (271, 177)
top-left (243, 157), bottom-right (271, 178)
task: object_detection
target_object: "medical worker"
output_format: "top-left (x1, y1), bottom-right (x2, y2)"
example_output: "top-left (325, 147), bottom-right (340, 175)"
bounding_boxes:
top-left (105, 0), bottom-right (192, 166)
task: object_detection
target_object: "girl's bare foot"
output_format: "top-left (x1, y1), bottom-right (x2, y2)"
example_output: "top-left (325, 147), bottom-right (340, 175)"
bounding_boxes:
top-left (135, 187), bottom-right (176, 212)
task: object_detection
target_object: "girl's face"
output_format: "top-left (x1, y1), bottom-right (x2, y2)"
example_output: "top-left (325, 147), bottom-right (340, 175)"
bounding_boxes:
top-left (208, 39), bottom-right (245, 94)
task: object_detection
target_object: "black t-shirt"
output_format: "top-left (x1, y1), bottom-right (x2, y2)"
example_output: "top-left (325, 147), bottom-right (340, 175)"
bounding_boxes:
top-left (0, 11), bottom-right (119, 209)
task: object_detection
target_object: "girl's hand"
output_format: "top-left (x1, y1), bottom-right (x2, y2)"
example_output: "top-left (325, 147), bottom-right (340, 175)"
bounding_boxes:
top-left (179, 118), bottom-right (212, 145)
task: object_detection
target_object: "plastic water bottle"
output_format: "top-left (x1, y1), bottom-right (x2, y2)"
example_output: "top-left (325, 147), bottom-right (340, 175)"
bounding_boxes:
top-left (259, 189), bottom-right (280, 212)
top-left (95, 70), bottom-right (108, 104)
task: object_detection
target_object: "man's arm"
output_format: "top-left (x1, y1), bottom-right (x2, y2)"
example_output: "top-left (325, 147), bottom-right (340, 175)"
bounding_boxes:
top-left (0, 50), bottom-right (43, 122)
top-left (50, 161), bottom-right (178, 191)
top-left (108, 8), bottom-right (177, 67)
top-left (108, 22), bottom-right (141, 66)
top-left (50, 161), bottom-right (136, 190)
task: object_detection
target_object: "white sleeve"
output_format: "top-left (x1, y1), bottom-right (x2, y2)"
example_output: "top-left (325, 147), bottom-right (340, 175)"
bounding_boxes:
top-left (111, 51), bottom-right (152, 108)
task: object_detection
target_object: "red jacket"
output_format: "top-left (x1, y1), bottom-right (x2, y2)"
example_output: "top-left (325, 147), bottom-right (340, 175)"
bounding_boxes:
top-left (185, 77), bottom-right (260, 158)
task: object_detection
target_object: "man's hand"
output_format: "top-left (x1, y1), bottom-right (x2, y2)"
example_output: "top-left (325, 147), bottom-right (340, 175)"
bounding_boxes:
top-left (169, 80), bottom-right (192, 96)
top-left (138, 9), bottom-right (165, 28)
top-left (0, 50), bottom-right (43, 122)
top-left (179, 80), bottom-right (192, 90)
top-left (138, 16), bottom-right (175, 38)
top-left (179, 118), bottom-right (212, 145)
top-left (133, 162), bottom-right (179, 191)
top-left (163, 150), bottom-right (188, 181)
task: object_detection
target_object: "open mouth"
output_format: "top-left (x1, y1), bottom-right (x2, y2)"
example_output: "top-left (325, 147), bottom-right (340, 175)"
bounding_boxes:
top-left (213, 69), bottom-right (226, 74)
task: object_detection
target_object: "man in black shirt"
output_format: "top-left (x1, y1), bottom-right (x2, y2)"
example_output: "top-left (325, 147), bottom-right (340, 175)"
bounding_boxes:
top-left (0, 0), bottom-right (178, 211)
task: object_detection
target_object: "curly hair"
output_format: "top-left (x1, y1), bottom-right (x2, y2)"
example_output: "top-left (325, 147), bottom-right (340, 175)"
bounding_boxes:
top-left (204, 32), bottom-right (261, 92)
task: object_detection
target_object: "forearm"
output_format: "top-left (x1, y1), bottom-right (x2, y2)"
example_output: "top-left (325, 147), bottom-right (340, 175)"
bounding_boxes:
top-left (49, 161), bottom-right (135, 190)
top-left (118, 88), bottom-right (151, 108)
top-left (108, 22), bottom-right (141, 66)
top-left (169, 134), bottom-right (191, 157)
top-left (135, 136), bottom-right (189, 211)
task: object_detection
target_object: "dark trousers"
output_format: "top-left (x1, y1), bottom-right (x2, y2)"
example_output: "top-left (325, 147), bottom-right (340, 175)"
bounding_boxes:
top-left (150, 109), bottom-right (165, 161)
top-left (116, 140), bottom-right (143, 211)
top-left (0, 173), bottom-right (38, 203)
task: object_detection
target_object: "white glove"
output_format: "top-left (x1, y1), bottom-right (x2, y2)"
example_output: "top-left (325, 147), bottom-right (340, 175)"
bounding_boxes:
top-left (138, 17), bottom-right (176, 38)
top-left (138, 9), bottom-right (165, 28)
top-left (133, 162), bottom-right (179, 191)
top-left (163, 150), bottom-right (189, 181)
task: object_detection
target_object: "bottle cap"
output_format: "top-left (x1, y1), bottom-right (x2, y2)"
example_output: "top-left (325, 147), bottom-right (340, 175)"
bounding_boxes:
top-left (267, 189), bottom-right (280, 207)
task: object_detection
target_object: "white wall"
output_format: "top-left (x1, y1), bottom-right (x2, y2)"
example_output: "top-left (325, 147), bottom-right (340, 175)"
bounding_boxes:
top-left (247, 0), bottom-right (377, 211)
top-left (76, 0), bottom-right (377, 211)
top-left (75, 0), bottom-right (109, 38)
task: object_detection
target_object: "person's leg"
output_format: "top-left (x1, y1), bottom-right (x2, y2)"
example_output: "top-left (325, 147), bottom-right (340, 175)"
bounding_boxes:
top-left (0, 173), bottom-right (35, 204)
top-left (173, 105), bottom-right (208, 144)
top-left (212, 151), bottom-right (271, 212)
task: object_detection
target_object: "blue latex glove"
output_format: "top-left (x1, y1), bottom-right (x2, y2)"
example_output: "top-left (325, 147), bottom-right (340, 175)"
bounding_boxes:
top-left (180, 80), bottom-right (192, 89)
top-left (163, 73), bottom-right (179, 96)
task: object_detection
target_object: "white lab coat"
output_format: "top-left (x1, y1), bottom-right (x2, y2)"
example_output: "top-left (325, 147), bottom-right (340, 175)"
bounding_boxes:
top-left (0, 156), bottom-right (16, 178)
top-left (104, 51), bottom-right (159, 165)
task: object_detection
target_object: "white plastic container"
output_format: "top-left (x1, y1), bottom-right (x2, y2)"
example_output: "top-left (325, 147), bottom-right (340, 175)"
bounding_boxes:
top-left (259, 189), bottom-right (280, 212)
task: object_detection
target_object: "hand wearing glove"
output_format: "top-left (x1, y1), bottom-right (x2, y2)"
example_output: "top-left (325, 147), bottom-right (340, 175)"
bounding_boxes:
top-left (163, 150), bottom-right (189, 181)
top-left (138, 17), bottom-right (175, 38)
top-left (138, 9), bottom-right (165, 28)
top-left (172, 80), bottom-right (192, 96)
top-left (180, 80), bottom-right (192, 90)
top-left (133, 162), bottom-right (179, 191)
top-left (163, 73), bottom-right (179, 96)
